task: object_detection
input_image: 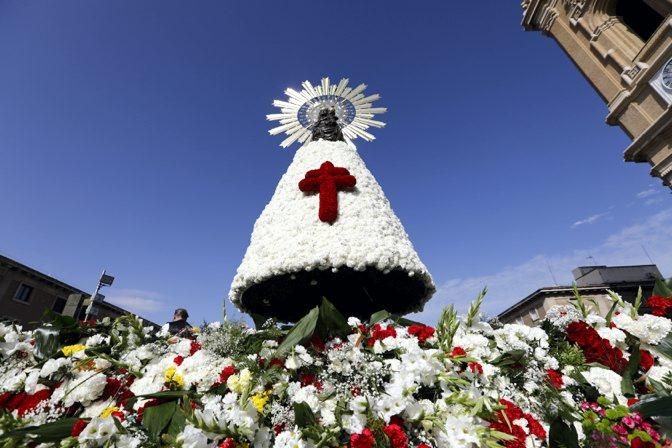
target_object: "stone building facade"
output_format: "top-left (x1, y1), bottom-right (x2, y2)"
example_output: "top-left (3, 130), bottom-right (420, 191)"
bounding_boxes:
top-left (522, 0), bottom-right (672, 186)
top-left (498, 264), bottom-right (662, 325)
top-left (0, 254), bottom-right (156, 328)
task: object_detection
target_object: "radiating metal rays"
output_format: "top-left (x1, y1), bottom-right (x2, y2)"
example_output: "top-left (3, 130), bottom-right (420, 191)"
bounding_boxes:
top-left (267, 77), bottom-right (386, 148)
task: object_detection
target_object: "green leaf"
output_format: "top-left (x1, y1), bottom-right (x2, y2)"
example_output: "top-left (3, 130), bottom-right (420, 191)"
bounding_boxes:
top-left (621, 343), bottom-right (641, 396)
top-left (369, 310), bottom-right (391, 326)
top-left (548, 418), bottom-right (580, 448)
top-left (165, 408), bottom-right (187, 437)
top-left (1, 417), bottom-right (82, 443)
top-left (33, 326), bottom-right (61, 361)
top-left (142, 401), bottom-right (177, 441)
top-left (491, 350), bottom-right (527, 368)
top-left (653, 278), bottom-right (672, 297)
top-left (631, 395), bottom-right (672, 417)
top-left (465, 287), bottom-right (487, 327)
top-left (317, 297), bottom-right (350, 338)
top-left (275, 306), bottom-right (319, 357)
top-left (136, 390), bottom-right (195, 399)
top-left (605, 301), bottom-right (619, 326)
top-left (293, 402), bottom-right (317, 428)
top-left (657, 331), bottom-right (672, 362)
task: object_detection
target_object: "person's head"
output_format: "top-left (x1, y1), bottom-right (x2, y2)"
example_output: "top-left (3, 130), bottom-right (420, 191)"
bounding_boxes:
top-left (173, 308), bottom-right (189, 321)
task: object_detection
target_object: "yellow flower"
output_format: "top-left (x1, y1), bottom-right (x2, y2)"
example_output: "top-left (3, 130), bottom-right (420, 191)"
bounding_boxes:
top-left (164, 366), bottom-right (185, 388)
top-left (191, 326), bottom-right (201, 334)
top-left (250, 391), bottom-right (271, 413)
top-left (62, 344), bottom-right (87, 357)
top-left (100, 406), bottom-right (120, 418)
top-left (227, 368), bottom-right (251, 394)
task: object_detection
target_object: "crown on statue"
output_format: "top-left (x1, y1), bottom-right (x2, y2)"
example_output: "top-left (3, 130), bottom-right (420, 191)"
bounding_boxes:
top-left (267, 77), bottom-right (387, 148)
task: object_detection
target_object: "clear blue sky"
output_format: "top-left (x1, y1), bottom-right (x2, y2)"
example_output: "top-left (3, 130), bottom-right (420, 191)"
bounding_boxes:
top-left (1, 0), bottom-right (670, 326)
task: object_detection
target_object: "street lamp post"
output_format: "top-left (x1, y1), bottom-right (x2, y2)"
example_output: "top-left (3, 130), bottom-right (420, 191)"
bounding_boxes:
top-left (84, 270), bottom-right (115, 321)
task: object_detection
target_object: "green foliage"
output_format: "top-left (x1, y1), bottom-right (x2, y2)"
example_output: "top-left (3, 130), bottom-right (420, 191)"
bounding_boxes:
top-left (465, 287), bottom-right (487, 327)
top-left (631, 287), bottom-right (643, 318)
top-left (142, 401), bottom-right (177, 441)
top-left (541, 320), bottom-right (585, 369)
top-left (293, 402), bottom-right (317, 428)
top-left (653, 278), bottom-right (672, 297)
top-left (275, 306), bottom-right (319, 357)
top-left (570, 285), bottom-right (589, 318)
top-left (656, 331), bottom-right (672, 362)
top-left (32, 326), bottom-right (61, 361)
top-left (0, 417), bottom-right (81, 445)
top-left (548, 418), bottom-right (580, 448)
top-left (368, 310), bottom-right (391, 326)
top-left (436, 305), bottom-right (459, 352)
top-left (316, 298), bottom-right (349, 340)
top-left (620, 342), bottom-right (641, 396)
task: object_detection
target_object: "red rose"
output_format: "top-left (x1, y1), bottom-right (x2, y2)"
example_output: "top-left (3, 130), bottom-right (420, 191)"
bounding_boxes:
top-left (408, 324), bottom-right (435, 343)
top-left (384, 423), bottom-right (409, 448)
top-left (71, 419), bottom-right (88, 437)
top-left (350, 427), bottom-right (376, 448)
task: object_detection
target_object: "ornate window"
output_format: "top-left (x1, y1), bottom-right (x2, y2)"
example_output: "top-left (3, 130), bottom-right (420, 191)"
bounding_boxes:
top-left (615, 0), bottom-right (665, 42)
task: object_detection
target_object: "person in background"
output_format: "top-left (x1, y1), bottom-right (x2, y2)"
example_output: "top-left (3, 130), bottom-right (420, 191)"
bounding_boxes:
top-left (167, 308), bottom-right (192, 336)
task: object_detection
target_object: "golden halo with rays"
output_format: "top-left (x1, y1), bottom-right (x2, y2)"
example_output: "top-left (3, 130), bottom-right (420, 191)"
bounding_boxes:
top-left (267, 77), bottom-right (387, 148)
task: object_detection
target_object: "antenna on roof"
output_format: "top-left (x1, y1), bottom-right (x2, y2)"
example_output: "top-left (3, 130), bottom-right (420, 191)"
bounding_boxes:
top-left (587, 255), bottom-right (597, 266)
top-left (641, 245), bottom-right (656, 265)
top-left (546, 259), bottom-right (559, 286)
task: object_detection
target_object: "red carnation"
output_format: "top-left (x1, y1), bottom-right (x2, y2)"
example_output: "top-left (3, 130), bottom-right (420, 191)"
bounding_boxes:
top-left (218, 366), bottom-right (237, 384)
top-left (16, 389), bottom-right (52, 417)
top-left (350, 427), bottom-right (376, 448)
top-left (450, 346), bottom-right (467, 357)
top-left (219, 438), bottom-right (236, 448)
top-left (384, 423), bottom-right (409, 448)
top-left (71, 419), bottom-right (88, 437)
top-left (408, 324), bottom-right (435, 343)
top-left (631, 437), bottom-right (656, 448)
top-left (367, 324), bottom-right (397, 347)
top-left (566, 321), bottom-right (627, 373)
top-left (640, 350), bottom-right (655, 371)
top-left (0, 392), bottom-right (13, 408)
top-left (299, 373), bottom-right (323, 390)
top-left (269, 358), bottom-right (285, 368)
top-left (645, 295), bottom-right (672, 317)
top-left (468, 362), bottom-right (483, 375)
top-left (309, 334), bottom-right (326, 352)
top-left (546, 369), bottom-right (564, 389)
top-left (189, 341), bottom-right (201, 355)
top-left (489, 400), bottom-right (545, 447)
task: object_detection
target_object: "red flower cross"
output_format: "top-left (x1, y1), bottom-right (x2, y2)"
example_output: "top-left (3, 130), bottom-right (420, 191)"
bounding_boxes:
top-left (298, 161), bottom-right (356, 224)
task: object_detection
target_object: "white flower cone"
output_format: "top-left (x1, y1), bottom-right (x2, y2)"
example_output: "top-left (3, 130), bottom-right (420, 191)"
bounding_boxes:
top-left (229, 139), bottom-right (435, 321)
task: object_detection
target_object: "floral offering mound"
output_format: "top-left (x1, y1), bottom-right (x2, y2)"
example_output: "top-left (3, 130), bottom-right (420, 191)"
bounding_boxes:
top-left (2, 286), bottom-right (672, 448)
